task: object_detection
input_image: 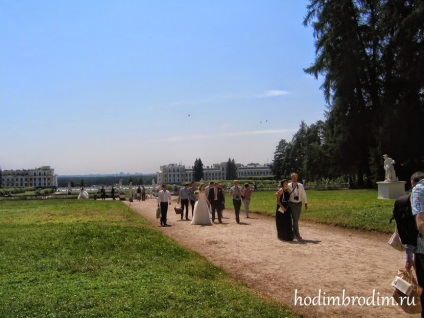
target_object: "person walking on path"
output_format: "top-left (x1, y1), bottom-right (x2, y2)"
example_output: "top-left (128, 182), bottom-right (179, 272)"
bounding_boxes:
top-left (136, 185), bottom-right (142, 201)
top-left (242, 183), bottom-right (252, 218)
top-left (141, 185), bottom-right (146, 201)
top-left (158, 184), bottom-right (172, 227)
top-left (276, 179), bottom-right (294, 241)
top-left (191, 183), bottom-right (212, 225)
top-left (288, 172), bottom-right (307, 240)
top-left (230, 180), bottom-right (243, 224)
top-left (208, 181), bottom-right (224, 223)
top-left (177, 183), bottom-right (191, 221)
top-left (205, 181), bottom-right (213, 200)
top-left (189, 182), bottom-right (196, 216)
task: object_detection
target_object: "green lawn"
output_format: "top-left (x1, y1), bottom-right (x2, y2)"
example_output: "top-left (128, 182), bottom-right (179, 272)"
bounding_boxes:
top-left (226, 189), bottom-right (396, 233)
top-left (0, 200), bottom-right (295, 318)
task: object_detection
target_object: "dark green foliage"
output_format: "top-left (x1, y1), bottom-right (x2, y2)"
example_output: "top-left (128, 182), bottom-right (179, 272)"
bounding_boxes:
top-left (226, 158), bottom-right (237, 180)
top-left (193, 158), bottom-right (204, 181)
top-left (58, 174), bottom-right (153, 187)
top-left (272, 0), bottom-right (424, 187)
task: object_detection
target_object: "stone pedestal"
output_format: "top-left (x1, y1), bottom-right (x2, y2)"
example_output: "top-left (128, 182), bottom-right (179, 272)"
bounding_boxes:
top-left (377, 181), bottom-right (406, 199)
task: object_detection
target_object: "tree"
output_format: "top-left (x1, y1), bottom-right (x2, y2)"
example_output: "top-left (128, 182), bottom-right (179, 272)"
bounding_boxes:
top-left (303, 0), bottom-right (424, 186)
top-left (271, 139), bottom-right (291, 179)
top-left (272, 121), bottom-right (333, 182)
top-left (193, 158), bottom-right (204, 181)
top-left (302, 120), bottom-right (334, 181)
top-left (226, 158), bottom-right (237, 180)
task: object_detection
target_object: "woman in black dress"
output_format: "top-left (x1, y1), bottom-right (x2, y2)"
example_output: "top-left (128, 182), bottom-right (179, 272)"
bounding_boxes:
top-left (276, 179), bottom-right (294, 241)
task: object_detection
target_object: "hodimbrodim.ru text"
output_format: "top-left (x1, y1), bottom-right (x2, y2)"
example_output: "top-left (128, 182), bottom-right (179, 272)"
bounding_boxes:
top-left (294, 289), bottom-right (413, 307)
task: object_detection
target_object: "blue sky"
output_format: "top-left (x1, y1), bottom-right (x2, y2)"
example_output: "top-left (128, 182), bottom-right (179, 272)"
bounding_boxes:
top-left (0, 0), bottom-right (326, 175)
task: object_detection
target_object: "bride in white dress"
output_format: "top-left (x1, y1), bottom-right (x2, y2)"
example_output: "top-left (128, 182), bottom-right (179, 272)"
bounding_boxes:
top-left (191, 183), bottom-right (212, 225)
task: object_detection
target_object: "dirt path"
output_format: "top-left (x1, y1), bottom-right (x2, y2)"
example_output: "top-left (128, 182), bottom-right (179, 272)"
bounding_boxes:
top-left (126, 198), bottom-right (418, 318)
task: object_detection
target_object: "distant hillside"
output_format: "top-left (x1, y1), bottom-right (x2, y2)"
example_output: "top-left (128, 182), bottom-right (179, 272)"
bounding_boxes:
top-left (57, 173), bottom-right (156, 187)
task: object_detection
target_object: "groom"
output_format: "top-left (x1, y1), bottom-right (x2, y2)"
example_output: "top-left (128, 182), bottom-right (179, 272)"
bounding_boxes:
top-left (208, 181), bottom-right (224, 223)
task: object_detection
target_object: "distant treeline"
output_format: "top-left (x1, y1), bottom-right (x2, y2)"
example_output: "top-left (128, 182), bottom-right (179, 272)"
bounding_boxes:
top-left (57, 174), bottom-right (156, 187)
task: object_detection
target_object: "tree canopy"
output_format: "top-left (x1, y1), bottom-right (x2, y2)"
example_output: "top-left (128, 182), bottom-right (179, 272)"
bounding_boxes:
top-left (226, 158), bottom-right (238, 180)
top-left (193, 158), bottom-right (204, 182)
top-left (272, 0), bottom-right (424, 186)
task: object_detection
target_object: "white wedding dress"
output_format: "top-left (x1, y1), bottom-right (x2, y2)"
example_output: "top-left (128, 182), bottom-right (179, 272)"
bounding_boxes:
top-left (191, 191), bottom-right (212, 225)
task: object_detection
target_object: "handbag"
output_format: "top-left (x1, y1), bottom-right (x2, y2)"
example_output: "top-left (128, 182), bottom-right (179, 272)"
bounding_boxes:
top-left (156, 207), bottom-right (161, 219)
top-left (388, 230), bottom-right (405, 251)
top-left (174, 206), bottom-right (183, 214)
top-left (392, 269), bottom-right (422, 314)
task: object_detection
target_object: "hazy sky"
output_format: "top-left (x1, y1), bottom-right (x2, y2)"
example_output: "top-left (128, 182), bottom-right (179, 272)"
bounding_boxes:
top-left (0, 0), bottom-right (326, 175)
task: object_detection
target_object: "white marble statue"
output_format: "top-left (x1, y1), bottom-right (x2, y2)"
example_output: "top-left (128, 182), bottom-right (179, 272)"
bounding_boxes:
top-left (383, 154), bottom-right (397, 182)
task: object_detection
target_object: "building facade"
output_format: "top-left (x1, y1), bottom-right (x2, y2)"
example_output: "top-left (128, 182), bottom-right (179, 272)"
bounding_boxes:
top-left (157, 162), bottom-right (272, 184)
top-left (0, 166), bottom-right (58, 188)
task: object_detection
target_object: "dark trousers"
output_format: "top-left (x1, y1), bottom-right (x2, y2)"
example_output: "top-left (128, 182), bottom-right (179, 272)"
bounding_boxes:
top-left (160, 202), bottom-right (168, 225)
top-left (190, 200), bottom-right (195, 216)
top-left (415, 253), bottom-right (424, 317)
top-left (142, 193), bottom-right (146, 201)
top-left (233, 199), bottom-right (242, 223)
top-left (211, 200), bottom-right (222, 222)
top-left (180, 199), bottom-right (189, 219)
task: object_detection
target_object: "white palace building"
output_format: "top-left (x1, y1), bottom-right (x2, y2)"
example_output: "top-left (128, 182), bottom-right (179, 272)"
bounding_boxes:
top-left (0, 166), bottom-right (58, 188)
top-left (157, 162), bottom-right (272, 185)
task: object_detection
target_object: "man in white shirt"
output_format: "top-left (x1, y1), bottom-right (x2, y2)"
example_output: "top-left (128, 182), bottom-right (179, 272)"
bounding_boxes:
top-left (157, 184), bottom-right (172, 226)
top-left (288, 172), bottom-right (308, 240)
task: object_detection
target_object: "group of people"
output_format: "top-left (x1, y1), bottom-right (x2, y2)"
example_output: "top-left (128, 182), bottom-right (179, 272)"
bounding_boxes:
top-left (157, 181), bottom-right (253, 227)
top-left (275, 172), bottom-right (308, 241)
top-left (135, 185), bottom-right (147, 201)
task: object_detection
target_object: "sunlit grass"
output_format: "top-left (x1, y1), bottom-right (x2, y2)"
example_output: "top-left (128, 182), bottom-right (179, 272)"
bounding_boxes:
top-left (0, 200), bottom-right (296, 318)
top-left (233, 189), bottom-right (395, 232)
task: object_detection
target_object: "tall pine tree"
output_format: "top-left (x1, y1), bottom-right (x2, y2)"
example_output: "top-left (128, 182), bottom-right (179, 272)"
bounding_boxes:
top-left (193, 158), bottom-right (204, 182)
top-left (226, 158), bottom-right (238, 180)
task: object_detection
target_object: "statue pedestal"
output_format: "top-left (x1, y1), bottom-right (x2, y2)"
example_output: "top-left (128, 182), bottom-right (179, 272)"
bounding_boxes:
top-left (377, 181), bottom-right (406, 199)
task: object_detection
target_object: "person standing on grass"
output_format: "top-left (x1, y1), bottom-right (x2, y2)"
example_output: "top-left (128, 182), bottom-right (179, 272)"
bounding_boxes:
top-left (101, 186), bottom-right (106, 200)
top-left (242, 183), bottom-right (252, 218)
top-left (111, 186), bottom-right (115, 200)
top-left (158, 184), bottom-right (172, 227)
top-left (230, 180), bottom-right (243, 224)
top-left (288, 172), bottom-right (308, 240)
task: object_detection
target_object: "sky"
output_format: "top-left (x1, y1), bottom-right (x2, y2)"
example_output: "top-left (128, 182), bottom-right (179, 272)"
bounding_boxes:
top-left (0, 0), bottom-right (327, 175)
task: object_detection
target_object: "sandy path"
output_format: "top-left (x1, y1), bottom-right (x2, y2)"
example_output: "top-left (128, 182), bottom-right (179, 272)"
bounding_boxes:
top-left (125, 198), bottom-right (418, 318)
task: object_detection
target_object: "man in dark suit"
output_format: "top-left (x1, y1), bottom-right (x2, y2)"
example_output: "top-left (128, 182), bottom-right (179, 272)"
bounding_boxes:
top-left (208, 181), bottom-right (224, 223)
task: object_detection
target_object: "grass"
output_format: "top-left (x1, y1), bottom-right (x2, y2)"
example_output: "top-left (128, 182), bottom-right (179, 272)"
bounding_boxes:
top-left (226, 189), bottom-right (396, 233)
top-left (0, 200), bottom-right (296, 318)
